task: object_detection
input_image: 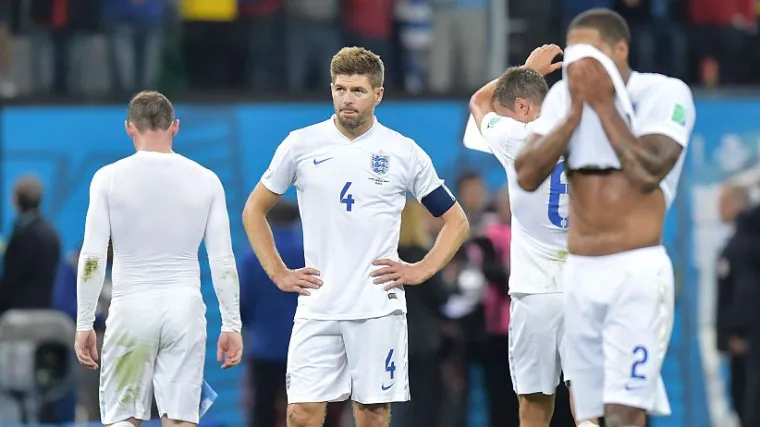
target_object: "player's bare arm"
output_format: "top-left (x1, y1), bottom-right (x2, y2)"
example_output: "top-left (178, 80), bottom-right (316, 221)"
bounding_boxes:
top-left (74, 167), bottom-right (112, 370)
top-left (372, 201), bottom-right (468, 290)
top-left (515, 106), bottom-right (581, 192)
top-left (572, 59), bottom-right (683, 192)
top-left (470, 44), bottom-right (563, 128)
top-left (204, 172), bottom-right (244, 369)
top-left (242, 183), bottom-right (322, 296)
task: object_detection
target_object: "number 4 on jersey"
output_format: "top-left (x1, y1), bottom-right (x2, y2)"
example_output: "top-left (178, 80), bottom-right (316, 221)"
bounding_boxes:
top-left (340, 182), bottom-right (355, 212)
top-left (548, 161), bottom-right (568, 228)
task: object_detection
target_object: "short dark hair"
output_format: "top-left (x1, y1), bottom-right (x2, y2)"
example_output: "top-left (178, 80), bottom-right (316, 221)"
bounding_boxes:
top-left (568, 8), bottom-right (630, 44)
top-left (127, 91), bottom-right (175, 133)
top-left (456, 171), bottom-right (482, 192)
top-left (14, 176), bottom-right (43, 212)
top-left (493, 66), bottom-right (549, 108)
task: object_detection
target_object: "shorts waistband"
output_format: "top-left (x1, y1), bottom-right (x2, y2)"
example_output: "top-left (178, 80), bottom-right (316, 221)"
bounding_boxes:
top-left (566, 245), bottom-right (667, 265)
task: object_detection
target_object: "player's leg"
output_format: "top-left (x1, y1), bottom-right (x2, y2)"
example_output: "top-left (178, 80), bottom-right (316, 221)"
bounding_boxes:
top-left (561, 256), bottom-right (606, 424)
top-left (343, 313), bottom-right (409, 427)
top-left (99, 298), bottom-right (160, 427)
top-left (107, 420), bottom-right (141, 427)
top-left (601, 247), bottom-right (675, 427)
top-left (509, 293), bottom-right (564, 427)
top-left (287, 318), bottom-right (351, 427)
top-left (152, 290), bottom-right (207, 427)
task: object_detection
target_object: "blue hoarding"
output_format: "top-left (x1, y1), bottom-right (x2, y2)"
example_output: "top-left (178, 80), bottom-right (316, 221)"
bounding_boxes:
top-left (0, 97), bottom-right (754, 426)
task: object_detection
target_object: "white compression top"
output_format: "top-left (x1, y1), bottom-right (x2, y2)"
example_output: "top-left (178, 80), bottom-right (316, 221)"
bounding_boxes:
top-left (75, 150), bottom-right (242, 333)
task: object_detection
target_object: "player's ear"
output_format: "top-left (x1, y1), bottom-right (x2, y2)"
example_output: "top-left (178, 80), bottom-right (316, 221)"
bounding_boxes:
top-left (375, 86), bottom-right (384, 105)
top-left (171, 119), bottom-right (180, 137)
top-left (514, 98), bottom-right (529, 118)
top-left (125, 120), bottom-right (136, 139)
top-left (615, 40), bottom-right (628, 62)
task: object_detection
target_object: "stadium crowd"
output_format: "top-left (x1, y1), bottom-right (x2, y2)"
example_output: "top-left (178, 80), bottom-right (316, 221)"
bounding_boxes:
top-left (0, 0), bottom-right (755, 99)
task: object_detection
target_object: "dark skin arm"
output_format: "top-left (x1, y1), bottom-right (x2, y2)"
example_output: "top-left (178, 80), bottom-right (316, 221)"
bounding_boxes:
top-left (469, 44), bottom-right (564, 129)
top-left (570, 58), bottom-right (683, 192)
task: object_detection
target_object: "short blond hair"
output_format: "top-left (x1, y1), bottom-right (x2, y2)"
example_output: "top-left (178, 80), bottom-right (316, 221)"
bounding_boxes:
top-left (330, 47), bottom-right (385, 88)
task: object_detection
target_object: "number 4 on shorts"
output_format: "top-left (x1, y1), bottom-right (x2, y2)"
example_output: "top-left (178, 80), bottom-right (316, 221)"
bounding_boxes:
top-left (385, 348), bottom-right (395, 380)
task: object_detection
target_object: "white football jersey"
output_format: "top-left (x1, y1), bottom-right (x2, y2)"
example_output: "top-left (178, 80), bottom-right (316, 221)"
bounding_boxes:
top-left (261, 117), bottom-right (449, 320)
top-left (480, 113), bottom-right (568, 294)
top-left (531, 71), bottom-right (696, 208)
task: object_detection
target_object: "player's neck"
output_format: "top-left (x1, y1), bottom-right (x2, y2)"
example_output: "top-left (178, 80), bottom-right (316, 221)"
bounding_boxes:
top-left (134, 140), bottom-right (173, 154)
top-left (619, 64), bottom-right (632, 84)
top-left (334, 116), bottom-right (374, 141)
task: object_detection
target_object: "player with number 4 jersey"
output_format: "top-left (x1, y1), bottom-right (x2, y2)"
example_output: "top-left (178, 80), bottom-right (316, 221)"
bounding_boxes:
top-left (243, 47), bottom-right (469, 427)
top-left (469, 45), bottom-right (598, 427)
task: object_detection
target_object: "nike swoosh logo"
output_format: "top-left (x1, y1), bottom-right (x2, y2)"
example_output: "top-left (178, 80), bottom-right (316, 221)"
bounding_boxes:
top-left (313, 157), bottom-right (333, 165)
top-left (624, 384), bottom-right (642, 391)
top-left (381, 383), bottom-right (394, 391)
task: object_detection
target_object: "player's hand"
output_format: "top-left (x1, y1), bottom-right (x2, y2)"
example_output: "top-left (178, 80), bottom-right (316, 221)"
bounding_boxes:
top-left (74, 330), bottom-right (99, 370)
top-left (371, 259), bottom-right (431, 290)
top-left (567, 58), bottom-right (614, 110)
top-left (272, 267), bottom-right (322, 296)
top-left (217, 331), bottom-right (243, 369)
top-left (523, 44), bottom-right (563, 76)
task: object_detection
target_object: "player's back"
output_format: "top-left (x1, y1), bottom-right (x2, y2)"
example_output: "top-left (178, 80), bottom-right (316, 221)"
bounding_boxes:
top-left (103, 151), bottom-right (215, 292)
top-left (479, 113), bottom-right (568, 293)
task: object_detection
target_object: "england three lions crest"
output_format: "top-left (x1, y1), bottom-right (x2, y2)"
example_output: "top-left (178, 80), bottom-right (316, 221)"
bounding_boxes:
top-left (371, 152), bottom-right (390, 175)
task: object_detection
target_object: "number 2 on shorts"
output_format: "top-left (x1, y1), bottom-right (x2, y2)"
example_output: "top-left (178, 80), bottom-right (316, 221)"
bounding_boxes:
top-left (630, 345), bottom-right (648, 380)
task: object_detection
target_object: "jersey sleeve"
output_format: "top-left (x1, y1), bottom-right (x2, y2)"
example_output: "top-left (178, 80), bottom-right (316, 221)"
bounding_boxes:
top-left (409, 143), bottom-right (456, 217)
top-left (479, 112), bottom-right (528, 160)
top-left (634, 78), bottom-right (696, 147)
top-left (76, 166), bottom-right (112, 331)
top-left (204, 171), bottom-right (243, 333)
top-left (260, 134), bottom-right (297, 195)
top-left (530, 80), bottom-right (568, 136)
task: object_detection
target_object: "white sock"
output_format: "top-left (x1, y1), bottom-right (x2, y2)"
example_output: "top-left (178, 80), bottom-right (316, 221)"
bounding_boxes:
top-left (577, 421), bottom-right (598, 427)
top-left (110, 422), bottom-right (134, 427)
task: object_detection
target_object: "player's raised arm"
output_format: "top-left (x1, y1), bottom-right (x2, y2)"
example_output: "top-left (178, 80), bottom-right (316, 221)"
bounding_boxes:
top-left (203, 172), bottom-right (242, 334)
top-left (571, 60), bottom-right (695, 192)
top-left (75, 167), bottom-right (112, 369)
top-left (470, 44), bottom-right (563, 129)
top-left (242, 137), bottom-right (322, 296)
top-left (372, 144), bottom-right (469, 290)
top-left (515, 80), bottom-right (581, 192)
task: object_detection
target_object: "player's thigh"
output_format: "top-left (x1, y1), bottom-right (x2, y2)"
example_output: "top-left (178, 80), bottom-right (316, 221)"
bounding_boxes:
top-left (561, 259), bottom-right (606, 422)
top-left (100, 299), bottom-right (161, 424)
top-left (509, 293), bottom-right (564, 396)
top-left (603, 254), bottom-right (674, 416)
top-left (342, 313), bottom-right (409, 404)
top-left (153, 290), bottom-right (207, 423)
top-left (287, 318), bottom-right (350, 404)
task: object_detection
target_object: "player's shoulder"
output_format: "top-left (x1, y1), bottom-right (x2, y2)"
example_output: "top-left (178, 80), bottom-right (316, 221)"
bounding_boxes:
top-left (284, 118), bottom-right (335, 148)
top-left (374, 121), bottom-right (426, 156)
top-left (630, 71), bottom-right (692, 101)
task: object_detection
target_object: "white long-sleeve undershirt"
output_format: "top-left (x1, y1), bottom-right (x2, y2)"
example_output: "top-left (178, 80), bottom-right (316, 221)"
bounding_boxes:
top-left (76, 151), bottom-right (242, 333)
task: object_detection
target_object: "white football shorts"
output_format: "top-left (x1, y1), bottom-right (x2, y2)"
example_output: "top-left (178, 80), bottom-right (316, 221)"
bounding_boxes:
top-left (508, 292), bottom-right (567, 396)
top-left (286, 312), bottom-right (409, 405)
top-left (99, 288), bottom-right (207, 425)
top-left (563, 245), bottom-right (674, 421)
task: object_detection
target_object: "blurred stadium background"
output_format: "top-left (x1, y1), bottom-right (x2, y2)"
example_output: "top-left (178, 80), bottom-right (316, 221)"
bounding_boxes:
top-left (0, 0), bottom-right (756, 426)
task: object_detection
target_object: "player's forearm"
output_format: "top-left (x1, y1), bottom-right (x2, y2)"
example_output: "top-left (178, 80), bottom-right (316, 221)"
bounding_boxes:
top-left (418, 204), bottom-right (469, 280)
top-left (209, 255), bottom-right (243, 333)
top-left (595, 106), bottom-right (669, 190)
top-left (242, 203), bottom-right (289, 280)
top-left (469, 78), bottom-right (499, 126)
top-left (76, 252), bottom-right (107, 331)
top-left (515, 113), bottom-right (579, 192)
